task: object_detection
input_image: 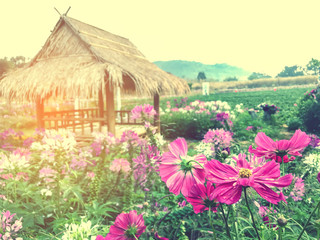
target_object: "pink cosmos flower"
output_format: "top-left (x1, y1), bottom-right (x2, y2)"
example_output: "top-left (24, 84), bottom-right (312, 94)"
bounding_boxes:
top-left (185, 182), bottom-right (219, 214)
top-left (106, 210), bottom-right (146, 240)
top-left (205, 154), bottom-right (293, 205)
top-left (317, 172), bottom-right (320, 184)
top-left (248, 130), bottom-right (311, 162)
top-left (159, 138), bottom-right (207, 196)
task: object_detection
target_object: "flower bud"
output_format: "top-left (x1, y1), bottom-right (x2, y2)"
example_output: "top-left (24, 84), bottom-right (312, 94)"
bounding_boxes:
top-left (317, 172), bottom-right (320, 183)
top-left (277, 215), bottom-right (287, 227)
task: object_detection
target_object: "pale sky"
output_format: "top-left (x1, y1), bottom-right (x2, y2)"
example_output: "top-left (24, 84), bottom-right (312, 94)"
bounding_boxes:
top-left (2, 0), bottom-right (320, 76)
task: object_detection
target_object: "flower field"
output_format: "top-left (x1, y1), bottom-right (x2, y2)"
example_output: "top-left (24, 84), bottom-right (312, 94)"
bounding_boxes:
top-left (1, 86), bottom-right (320, 239)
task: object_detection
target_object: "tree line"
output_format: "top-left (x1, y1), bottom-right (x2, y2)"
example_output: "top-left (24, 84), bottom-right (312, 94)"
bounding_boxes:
top-left (196, 58), bottom-right (320, 82)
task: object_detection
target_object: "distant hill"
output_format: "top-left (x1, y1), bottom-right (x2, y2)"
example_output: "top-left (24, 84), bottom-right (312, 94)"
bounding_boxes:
top-left (153, 60), bottom-right (251, 81)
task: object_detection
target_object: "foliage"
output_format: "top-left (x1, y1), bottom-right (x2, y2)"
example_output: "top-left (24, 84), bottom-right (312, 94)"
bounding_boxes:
top-left (276, 65), bottom-right (304, 77)
top-left (248, 72), bottom-right (271, 80)
top-left (161, 99), bottom-right (232, 140)
top-left (197, 71), bottom-right (206, 81)
top-left (223, 76), bottom-right (238, 82)
top-left (0, 56), bottom-right (26, 78)
top-left (307, 58), bottom-right (320, 75)
top-left (297, 87), bottom-right (320, 134)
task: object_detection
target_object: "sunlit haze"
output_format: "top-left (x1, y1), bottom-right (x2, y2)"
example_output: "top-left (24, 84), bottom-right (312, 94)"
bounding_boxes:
top-left (2, 0), bottom-right (320, 76)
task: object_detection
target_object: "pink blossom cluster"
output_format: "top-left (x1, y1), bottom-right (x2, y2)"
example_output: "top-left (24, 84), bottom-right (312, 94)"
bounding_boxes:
top-left (109, 158), bottom-right (131, 174)
top-left (308, 134), bottom-right (320, 148)
top-left (279, 175), bottom-right (305, 202)
top-left (130, 104), bottom-right (157, 120)
top-left (0, 128), bottom-right (24, 151)
top-left (91, 132), bottom-right (120, 156)
top-left (0, 210), bottom-right (23, 239)
top-left (290, 176), bottom-right (305, 201)
top-left (203, 129), bottom-right (233, 151)
top-left (133, 143), bottom-right (160, 188)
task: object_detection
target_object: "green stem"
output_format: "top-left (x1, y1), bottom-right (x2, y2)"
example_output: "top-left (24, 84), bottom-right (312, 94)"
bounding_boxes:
top-left (133, 235), bottom-right (139, 240)
top-left (208, 207), bottom-right (217, 240)
top-left (244, 187), bottom-right (261, 240)
top-left (231, 205), bottom-right (240, 240)
top-left (297, 201), bottom-right (320, 240)
top-left (281, 160), bottom-right (285, 175)
top-left (278, 226), bottom-right (282, 240)
top-left (220, 204), bottom-right (232, 240)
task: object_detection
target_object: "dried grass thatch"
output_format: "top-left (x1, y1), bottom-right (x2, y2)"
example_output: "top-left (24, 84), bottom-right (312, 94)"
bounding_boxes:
top-left (0, 15), bottom-right (189, 102)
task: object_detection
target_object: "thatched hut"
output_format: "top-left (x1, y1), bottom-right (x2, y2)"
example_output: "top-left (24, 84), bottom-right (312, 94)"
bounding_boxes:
top-left (0, 14), bottom-right (189, 134)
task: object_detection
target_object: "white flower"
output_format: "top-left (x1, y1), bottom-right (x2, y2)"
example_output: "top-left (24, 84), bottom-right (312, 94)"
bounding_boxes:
top-left (302, 152), bottom-right (320, 172)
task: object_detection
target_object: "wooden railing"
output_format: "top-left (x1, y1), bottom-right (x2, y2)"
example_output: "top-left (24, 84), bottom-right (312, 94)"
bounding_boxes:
top-left (43, 108), bottom-right (144, 133)
top-left (113, 110), bottom-right (144, 125)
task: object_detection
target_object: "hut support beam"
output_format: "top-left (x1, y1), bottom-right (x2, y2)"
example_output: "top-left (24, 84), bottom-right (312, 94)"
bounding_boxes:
top-left (154, 93), bottom-right (160, 133)
top-left (36, 98), bottom-right (44, 129)
top-left (106, 83), bottom-right (116, 134)
top-left (98, 88), bottom-right (104, 119)
top-left (98, 87), bottom-right (105, 130)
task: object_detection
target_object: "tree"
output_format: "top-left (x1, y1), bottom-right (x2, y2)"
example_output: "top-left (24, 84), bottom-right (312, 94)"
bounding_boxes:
top-left (0, 58), bottom-right (12, 78)
top-left (0, 56), bottom-right (26, 78)
top-left (306, 58), bottom-right (320, 75)
top-left (223, 76), bottom-right (238, 82)
top-left (248, 72), bottom-right (271, 80)
top-left (197, 72), bottom-right (206, 81)
top-left (276, 65), bottom-right (304, 78)
top-left (10, 56), bottom-right (26, 68)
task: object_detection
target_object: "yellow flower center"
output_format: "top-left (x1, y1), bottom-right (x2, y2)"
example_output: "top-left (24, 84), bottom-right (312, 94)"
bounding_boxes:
top-left (239, 168), bottom-right (252, 178)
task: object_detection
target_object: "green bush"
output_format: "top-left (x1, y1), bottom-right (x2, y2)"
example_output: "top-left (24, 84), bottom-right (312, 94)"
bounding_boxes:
top-left (287, 117), bottom-right (303, 131)
top-left (161, 111), bottom-right (224, 140)
top-left (232, 111), bottom-right (283, 142)
top-left (297, 87), bottom-right (320, 133)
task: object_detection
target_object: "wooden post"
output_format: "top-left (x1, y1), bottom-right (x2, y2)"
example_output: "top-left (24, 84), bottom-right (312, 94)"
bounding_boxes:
top-left (153, 93), bottom-right (160, 133)
top-left (98, 87), bottom-right (104, 119)
top-left (36, 98), bottom-right (45, 129)
top-left (105, 82), bottom-right (116, 134)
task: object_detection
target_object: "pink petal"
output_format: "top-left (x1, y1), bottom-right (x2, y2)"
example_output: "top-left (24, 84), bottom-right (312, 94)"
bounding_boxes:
top-left (234, 153), bottom-right (252, 169)
top-left (205, 160), bottom-right (238, 184)
top-left (274, 140), bottom-right (290, 151)
top-left (159, 164), bottom-right (181, 182)
top-left (193, 154), bottom-right (208, 167)
top-left (160, 152), bottom-right (180, 164)
top-left (166, 171), bottom-right (185, 195)
top-left (264, 174), bottom-right (293, 188)
top-left (181, 171), bottom-right (197, 196)
top-left (253, 160), bottom-right (280, 181)
top-left (191, 167), bottom-right (206, 183)
top-left (213, 182), bottom-right (242, 204)
top-left (255, 132), bottom-right (276, 152)
top-left (96, 235), bottom-right (107, 240)
top-left (252, 182), bottom-right (284, 204)
top-left (287, 129), bottom-right (311, 155)
top-left (168, 138), bottom-right (188, 158)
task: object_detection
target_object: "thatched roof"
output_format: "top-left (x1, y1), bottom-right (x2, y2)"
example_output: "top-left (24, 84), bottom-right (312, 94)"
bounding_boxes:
top-left (0, 15), bottom-right (189, 101)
